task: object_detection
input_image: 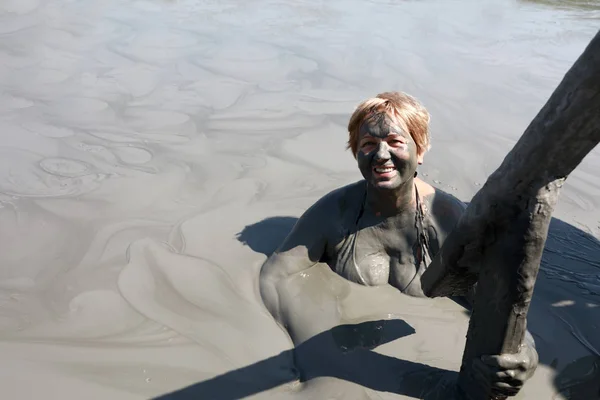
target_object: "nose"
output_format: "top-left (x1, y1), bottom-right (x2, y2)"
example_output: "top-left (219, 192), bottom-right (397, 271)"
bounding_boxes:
top-left (374, 142), bottom-right (391, 161)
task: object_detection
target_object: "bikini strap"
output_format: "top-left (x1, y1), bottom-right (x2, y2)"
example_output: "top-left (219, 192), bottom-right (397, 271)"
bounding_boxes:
top-left (397, 183), bottom-right (430, 293)
top-left (414, 183), bottom-right (430, 266)
top-left (350, 183), bottom-right (369, 285)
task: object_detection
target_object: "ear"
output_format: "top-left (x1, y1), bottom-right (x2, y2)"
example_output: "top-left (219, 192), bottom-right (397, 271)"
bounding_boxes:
top-left (417, 151), bottom-right (425, 165)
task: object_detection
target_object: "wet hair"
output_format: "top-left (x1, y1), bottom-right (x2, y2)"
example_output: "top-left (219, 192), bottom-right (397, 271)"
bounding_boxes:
top-left (347, 91), bottom-right (431, 158)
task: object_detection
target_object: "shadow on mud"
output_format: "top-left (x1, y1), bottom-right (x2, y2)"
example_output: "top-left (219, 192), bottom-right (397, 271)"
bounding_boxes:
top-left (155, 317), bottom-right (457, 400)
top-left (156, 215), bottom-right (600, 399)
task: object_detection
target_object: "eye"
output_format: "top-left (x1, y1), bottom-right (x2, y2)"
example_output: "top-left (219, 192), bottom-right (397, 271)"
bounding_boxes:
top-left (388, 139), bottom-right (406, 146)
top-left (361, 141), bottom-right (376, 147)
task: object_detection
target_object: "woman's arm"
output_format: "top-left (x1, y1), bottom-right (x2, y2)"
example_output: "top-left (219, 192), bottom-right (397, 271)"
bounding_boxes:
top-left (259, 196), bottom-right (333, 331)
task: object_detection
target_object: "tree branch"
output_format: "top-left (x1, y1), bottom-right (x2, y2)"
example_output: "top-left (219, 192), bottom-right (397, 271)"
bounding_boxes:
top-left (421, 29), bottom-right (600, 400)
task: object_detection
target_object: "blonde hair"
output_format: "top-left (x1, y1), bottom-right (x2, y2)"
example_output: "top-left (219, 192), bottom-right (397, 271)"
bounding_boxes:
top-left (347, 91), bottom-right (431, 158)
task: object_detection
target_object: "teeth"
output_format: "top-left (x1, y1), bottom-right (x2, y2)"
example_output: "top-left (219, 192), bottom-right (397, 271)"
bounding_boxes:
top-left (375, 167), bottom-right (395, 173)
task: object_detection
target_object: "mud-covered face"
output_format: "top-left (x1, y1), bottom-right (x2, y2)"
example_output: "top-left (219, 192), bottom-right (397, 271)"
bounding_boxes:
top-left (356, 112), bottom-right (422, 191)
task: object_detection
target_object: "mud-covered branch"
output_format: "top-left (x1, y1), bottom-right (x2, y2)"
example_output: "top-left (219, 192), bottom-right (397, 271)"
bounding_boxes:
top-left (420, 29), bottom-right (600, 400)
top-left (422, 29), bottom-right (600, 298)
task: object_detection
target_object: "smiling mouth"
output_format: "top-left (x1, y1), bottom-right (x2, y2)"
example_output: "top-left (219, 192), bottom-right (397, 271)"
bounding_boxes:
top-left (374, 166), bottom-right (396, 174)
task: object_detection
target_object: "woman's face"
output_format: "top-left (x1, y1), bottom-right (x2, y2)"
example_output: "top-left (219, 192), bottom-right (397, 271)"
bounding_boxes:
top-left (356, 112), bottom-right (423, 191)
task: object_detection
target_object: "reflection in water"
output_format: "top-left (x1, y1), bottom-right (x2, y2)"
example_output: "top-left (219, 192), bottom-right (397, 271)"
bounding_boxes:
top-left (0, 0), bottom-right (599, 399)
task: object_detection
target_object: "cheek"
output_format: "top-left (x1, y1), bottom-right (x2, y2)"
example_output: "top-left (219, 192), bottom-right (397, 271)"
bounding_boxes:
top-left (390, 147), bottom-right (419, 171)
top-left (390, 148), bottom-right (412, 162)
top-left (393, 142), bottom-right (417, 159)
top-left (357, 152), bottom-right (372, 171)
top-left (395, 143), bottom-right (409, 151)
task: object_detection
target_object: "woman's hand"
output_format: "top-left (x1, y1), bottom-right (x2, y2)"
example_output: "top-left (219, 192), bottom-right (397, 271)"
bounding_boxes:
top-left (471, 340), bottom-right (539, 397)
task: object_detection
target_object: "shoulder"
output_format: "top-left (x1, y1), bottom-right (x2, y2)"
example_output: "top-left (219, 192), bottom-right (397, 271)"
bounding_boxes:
top-left (431, 188), bottom-right (467, 218)
top-left (290, 180), bottom-right (364, 236)
top-left (305, 180), bottom-right (365, 217)
top-left (279, 180), bottom-right (364, 253)
top-left (416, 178), bottom-right (466, 231)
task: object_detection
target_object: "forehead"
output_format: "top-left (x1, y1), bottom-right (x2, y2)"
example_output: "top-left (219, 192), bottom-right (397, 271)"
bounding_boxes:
top-left (358, 111), bottom-right (408, 138)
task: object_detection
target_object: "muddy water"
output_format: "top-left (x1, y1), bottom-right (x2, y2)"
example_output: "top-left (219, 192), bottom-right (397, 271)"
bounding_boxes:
top-left (1, 0), bottom-right (599, 399)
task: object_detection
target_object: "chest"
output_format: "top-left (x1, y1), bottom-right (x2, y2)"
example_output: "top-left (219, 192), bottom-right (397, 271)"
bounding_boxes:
top-left (326, 223), bottom-right (431, 291)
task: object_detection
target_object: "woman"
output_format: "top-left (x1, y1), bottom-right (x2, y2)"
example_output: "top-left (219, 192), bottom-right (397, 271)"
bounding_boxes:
top-left (259, 91), bottom-right (538, 397)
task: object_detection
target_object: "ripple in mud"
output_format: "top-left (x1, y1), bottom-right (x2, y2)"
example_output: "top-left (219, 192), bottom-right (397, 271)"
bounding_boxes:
top-left (0, 0), bottom-right (40, 15)
top-left (0, 149), bottom-right (105, 198)
top-left (0, 95), bottom-right (34, 111)
top-left (22, 122), bottom-right (76, 138)
top-left (554, 355), bottom-right (600, 400)
top-left (113, 146), bottom-right (153, 165)
top-left (39, 158), bottom-right (92, 177)
top-left (127, 30), bottom-right (198, 49)
top-left (46, 98), bottom-right (114, 125)
top-left (88, 130), bottom-right (136, 143)
top-left (123, 108), bottom-right (190, 129)
top-left (27, 69), bottom-right (70, 85)
top-left (105, 65), bottom-right (162, 98)
top-left (90, 130), bottom-right (191, 145)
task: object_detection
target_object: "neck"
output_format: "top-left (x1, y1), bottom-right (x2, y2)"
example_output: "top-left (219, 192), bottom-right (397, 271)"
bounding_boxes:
top-left (365, 178), bottom-right (416, 217)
